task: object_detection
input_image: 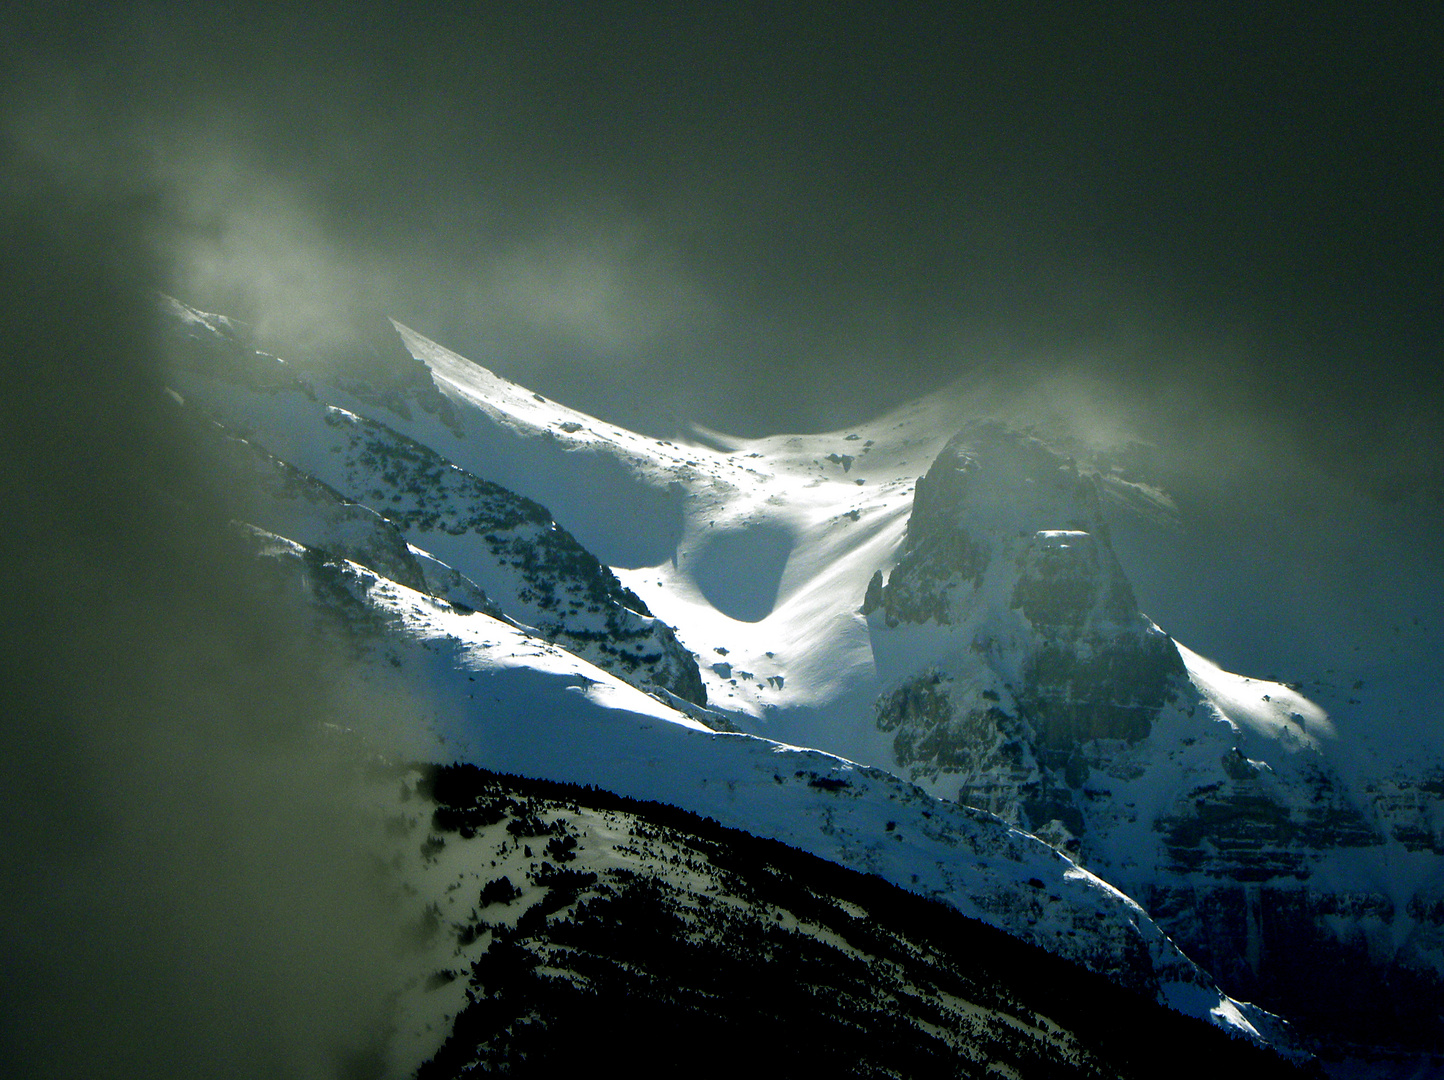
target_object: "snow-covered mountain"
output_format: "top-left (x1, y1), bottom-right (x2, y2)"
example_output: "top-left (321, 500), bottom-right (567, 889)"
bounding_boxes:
top-left (166, 300), bottom-right (705, 706)
top-left (237, 523), bottom-right (1271, 1043)
top-left (854, 422), bottom-right (1443, 1061)
top-left (161, 295), bottom-right (1443, 1071)
top-left (383, 763), bottom-right (1309, 1078)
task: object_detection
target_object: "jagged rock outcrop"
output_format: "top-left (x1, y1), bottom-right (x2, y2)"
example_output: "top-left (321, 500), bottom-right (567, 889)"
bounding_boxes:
top-left (195, 414), bottom-right (508, 621)
top-left (407, 545), bottom-right (500, 614)
top-left (1012, 529), bottom-right (1184, 748)
top-left (308, 407), bottom-right (706, 705)
top-left (295, 309), bottom-right (466, 437)
top-left (869, 422), bottom-right (1185, 806)
top-left (866, 421), bottom-right (1444, 1062)
top-left (204, 426), bottom-right (429, 594)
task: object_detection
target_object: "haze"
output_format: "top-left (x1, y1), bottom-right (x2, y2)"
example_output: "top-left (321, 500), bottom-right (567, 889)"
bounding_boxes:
top-left (2, 5), bottom-right (1440, 1076)
top-left (5, 5), bottom-right (1439, 483)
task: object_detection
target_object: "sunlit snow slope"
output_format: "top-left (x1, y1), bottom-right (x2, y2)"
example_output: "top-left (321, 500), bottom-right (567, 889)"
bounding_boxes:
top-left (161, 298), bottom-right (1286, 1043)
top-left (381, 316), bottom-right (1444, 1068)
top-left (165, 295), bottom-right (1444, 1065)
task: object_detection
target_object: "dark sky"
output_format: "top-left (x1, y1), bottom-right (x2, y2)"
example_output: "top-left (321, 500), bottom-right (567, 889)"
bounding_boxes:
top-left (0, 8), bottom-right (1439, 1073)
top-left (5, 3), bottom-right (1439, 486)
top-left (0, 168), bottom-right (405, 1076)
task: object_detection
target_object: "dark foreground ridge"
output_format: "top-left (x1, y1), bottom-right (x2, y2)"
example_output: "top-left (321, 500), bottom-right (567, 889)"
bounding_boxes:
top-left (410, 764), bottom-right (1319, 1079)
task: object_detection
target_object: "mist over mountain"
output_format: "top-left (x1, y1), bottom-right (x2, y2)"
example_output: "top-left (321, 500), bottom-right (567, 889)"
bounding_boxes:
top-left (148, 288), bottom-right (1435, 1072)
top-left (4, 6), bottom-right (1441, 1077)
top-left (6, 3), bottom-right (1441, 476)
top-left (0, 180), bottom-right (413, 1078)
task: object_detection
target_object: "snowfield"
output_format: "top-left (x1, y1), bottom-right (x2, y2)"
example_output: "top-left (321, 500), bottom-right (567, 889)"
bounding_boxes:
top-left (162, 295), bottom-right (1444, 1065)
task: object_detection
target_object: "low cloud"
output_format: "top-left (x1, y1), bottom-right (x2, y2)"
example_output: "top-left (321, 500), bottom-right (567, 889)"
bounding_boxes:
top-left (6, 5), bottom-right (1438, 494)
top-left (0, 138), bottom-right (407, 1080)
top-left (2, 10), bottom-right (1440, 1072)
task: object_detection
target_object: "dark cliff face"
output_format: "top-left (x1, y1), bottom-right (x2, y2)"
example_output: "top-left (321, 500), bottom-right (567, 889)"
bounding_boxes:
top-left (1010, 529), bottom-right (1184, 748)
top-left (869, 423), bottom-right (1186, 799)
top-left (865, 422), bottom-right (1444, 1066)
top-left (163, 298), bottom-right (708, 707)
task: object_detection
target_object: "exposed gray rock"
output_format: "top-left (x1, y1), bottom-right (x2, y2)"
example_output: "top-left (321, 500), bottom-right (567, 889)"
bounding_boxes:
top-left (308, 407), bottom-right (706, 705)
top-left (869, 422), bottom-right (1185, 788)
top-left (864, 421), bottom-right (1439, 1060)
top-left (860, 568), bottom-right (884, 615)
top-left (1367, 766), bottom-right (1444, 853)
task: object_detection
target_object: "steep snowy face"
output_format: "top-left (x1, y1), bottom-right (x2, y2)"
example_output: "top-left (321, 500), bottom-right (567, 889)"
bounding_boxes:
top-left (866, 422), bottom-right (1185, 788)
top-left (162, 297), bottom-right (706, 706)
top-left (303, 406), bottom-right (707, 705)
top-left (235, 530), bottom-right (1279, 1046)
top-left (862, 423), bottom-right (1443, 1061)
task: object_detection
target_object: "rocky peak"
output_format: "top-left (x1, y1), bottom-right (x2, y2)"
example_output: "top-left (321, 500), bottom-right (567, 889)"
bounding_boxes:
top-left (1011, 529), bottom-right (1139, 632)
top-left (868, 422), bottom-right (1125, 628)
top-left (868, 422), bottom-right (1189, 852)
top-left (870, 422), bottom-right (1183, 754)
top-left (863, 424), bottom-right (1442, 1064)
top-left (907, 422), bottom-right (1106, 544)
top-left (302, 310), bottom-right (463, 435)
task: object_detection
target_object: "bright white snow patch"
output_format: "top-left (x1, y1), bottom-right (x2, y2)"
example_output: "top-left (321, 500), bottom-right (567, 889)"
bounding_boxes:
top-left (1179, 640), bottom-right (1336, 753)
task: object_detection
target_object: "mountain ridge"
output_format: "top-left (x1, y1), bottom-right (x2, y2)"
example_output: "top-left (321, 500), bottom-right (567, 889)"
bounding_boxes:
top-left (157, 294), bottom-right (1443, 1071)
